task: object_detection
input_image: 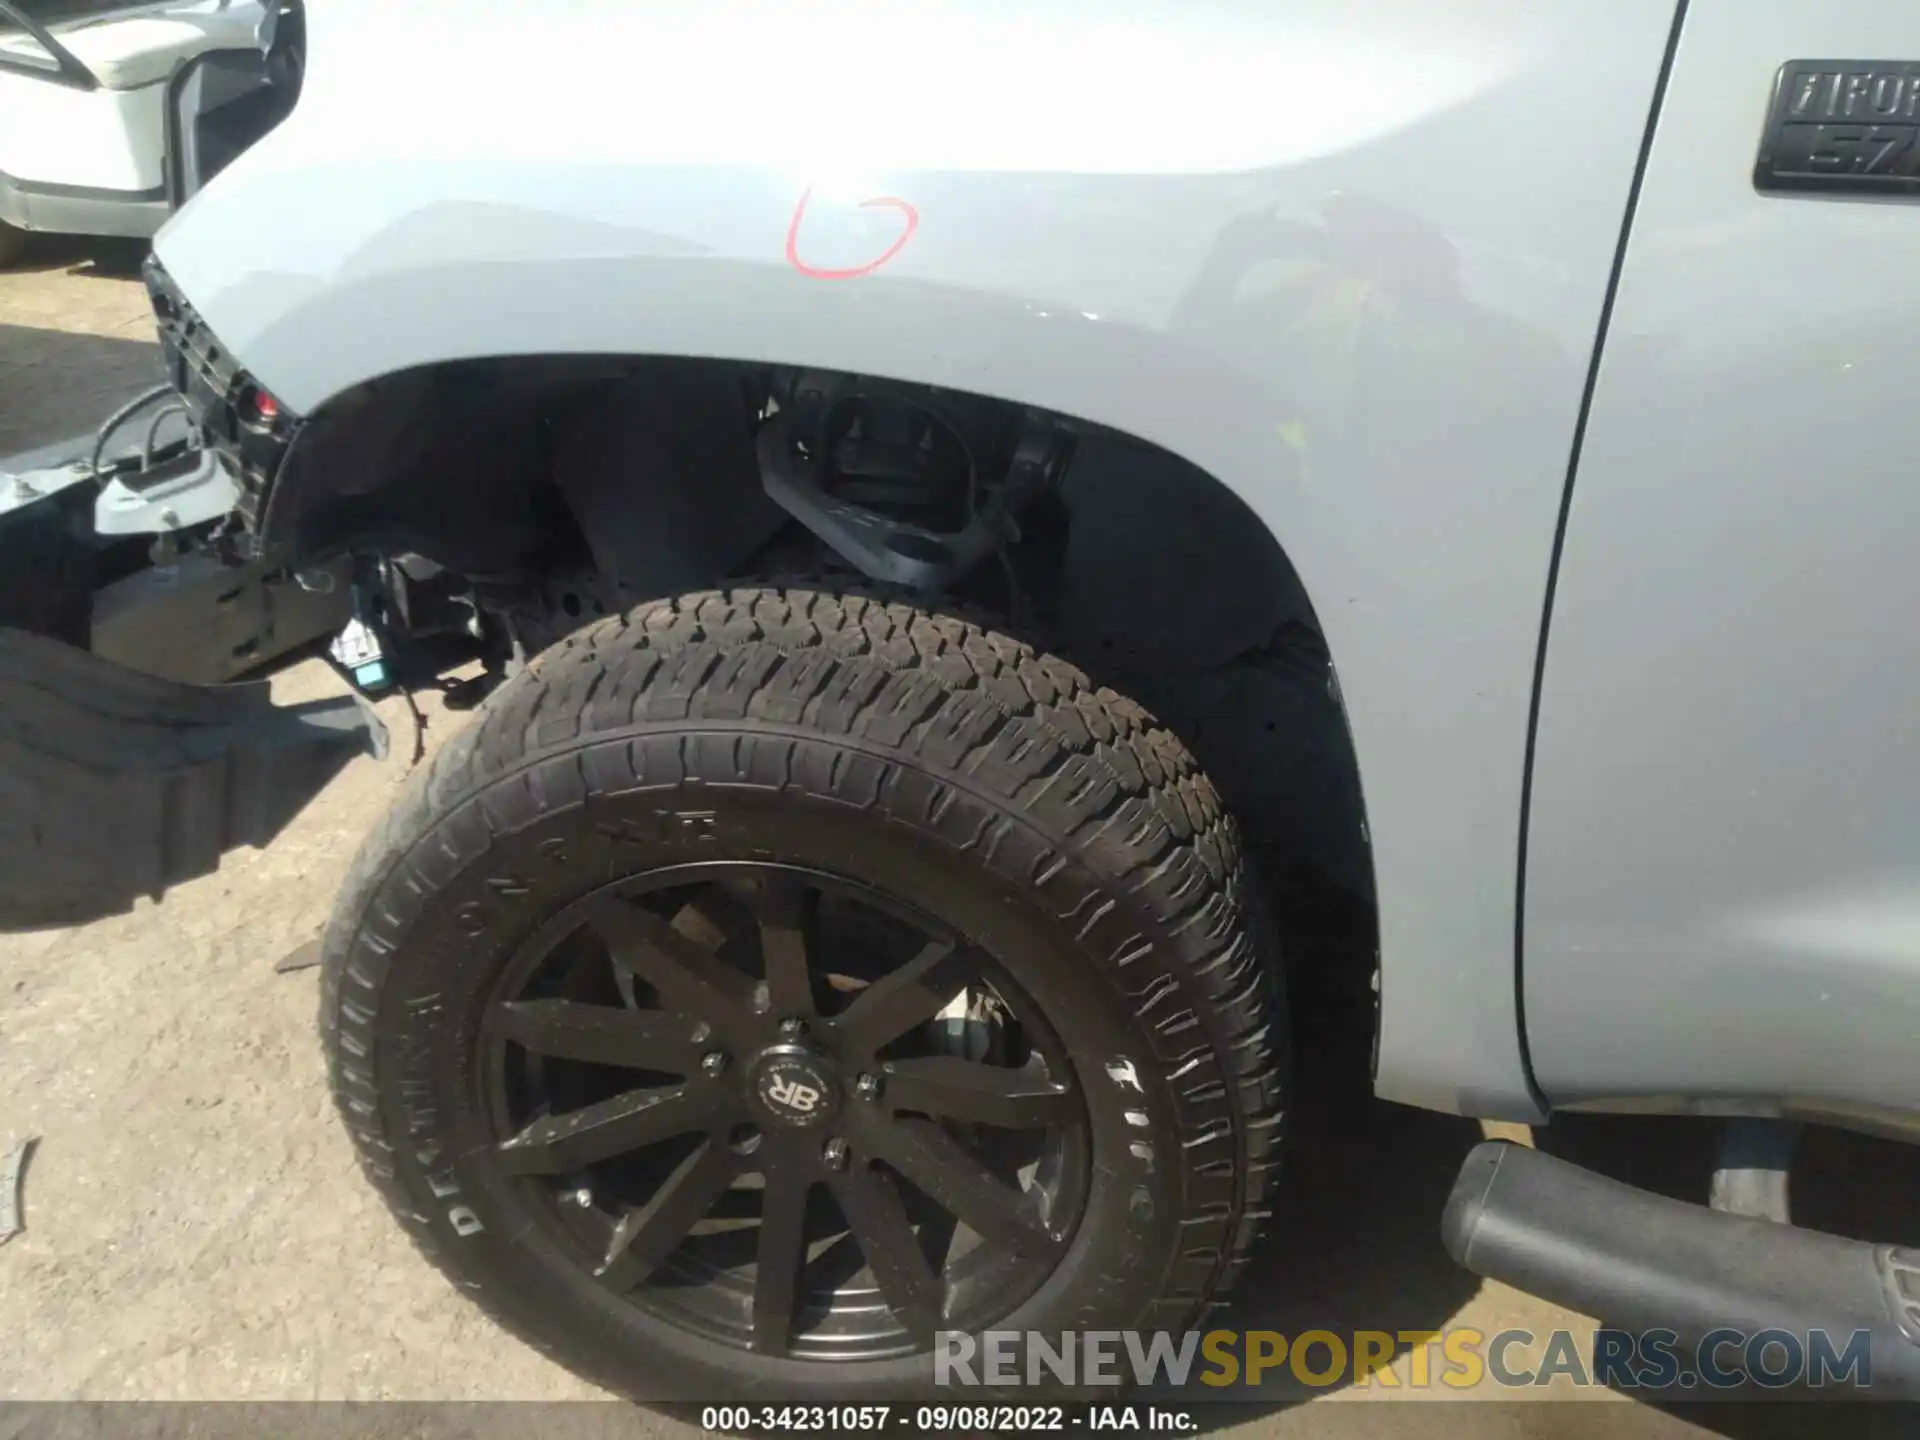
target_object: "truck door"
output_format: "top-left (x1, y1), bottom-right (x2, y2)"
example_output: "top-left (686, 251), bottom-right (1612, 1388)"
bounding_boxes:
top-left (1525, 0), bottom-right (1920, 1128)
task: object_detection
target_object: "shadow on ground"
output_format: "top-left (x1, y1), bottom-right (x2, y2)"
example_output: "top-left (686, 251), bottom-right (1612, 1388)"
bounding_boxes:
top-left (0, 322), bottom-right (164, 457)
top-left (1, 233), bottom-right (160, 455)
top-left (3, 231), bottom-right (150, 280)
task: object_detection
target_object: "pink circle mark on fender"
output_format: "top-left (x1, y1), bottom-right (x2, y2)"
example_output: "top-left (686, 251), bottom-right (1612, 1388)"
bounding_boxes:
top-left (785, 186), bottom-right (920, 280)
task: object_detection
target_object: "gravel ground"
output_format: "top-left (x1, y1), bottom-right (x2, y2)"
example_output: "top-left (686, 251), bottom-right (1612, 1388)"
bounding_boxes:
top-left (0, 237), bottom-right (164, 458)
top-left (0, 238), bottom-right (1731, 1439)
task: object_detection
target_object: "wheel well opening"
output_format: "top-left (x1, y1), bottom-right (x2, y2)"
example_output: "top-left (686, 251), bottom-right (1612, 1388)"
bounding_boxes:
top-left (273, 355), bottom-right (1374, 911)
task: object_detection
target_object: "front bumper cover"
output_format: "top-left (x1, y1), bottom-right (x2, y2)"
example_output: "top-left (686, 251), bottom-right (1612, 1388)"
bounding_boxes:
top-left (0, 625), bottom-right (385, 931)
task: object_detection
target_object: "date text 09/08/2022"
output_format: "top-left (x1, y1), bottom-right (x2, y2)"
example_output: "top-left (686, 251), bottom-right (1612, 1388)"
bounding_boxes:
top-left (701, 1406), bottom-right (1194, 1434)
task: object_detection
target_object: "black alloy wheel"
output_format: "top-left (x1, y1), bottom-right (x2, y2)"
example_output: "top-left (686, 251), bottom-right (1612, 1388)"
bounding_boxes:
top-left (482, 863), bottom-right (1088, 1359)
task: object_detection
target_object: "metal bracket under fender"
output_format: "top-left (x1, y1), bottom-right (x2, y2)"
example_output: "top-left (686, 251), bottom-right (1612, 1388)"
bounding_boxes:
top-left (0, 628), bottom-right (387, 932)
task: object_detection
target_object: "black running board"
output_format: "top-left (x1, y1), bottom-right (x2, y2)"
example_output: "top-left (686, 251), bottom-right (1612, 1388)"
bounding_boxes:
top-left (1443, 1140), bottom-right (1920, 1395)
top-left (0, 627), bottom-right (386, 931)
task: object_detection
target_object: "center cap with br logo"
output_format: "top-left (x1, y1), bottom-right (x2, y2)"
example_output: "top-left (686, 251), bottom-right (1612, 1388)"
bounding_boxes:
top-left (747, 1043), bottom-right (842, 1129)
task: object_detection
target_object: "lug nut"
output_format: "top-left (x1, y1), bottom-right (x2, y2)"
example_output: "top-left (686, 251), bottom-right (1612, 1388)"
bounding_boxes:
top-left (568, 1187), bottom-right (593, 1208)
top-left (689, 1021), bottom-right (713, 1046)
top-left (779, 1018), bottom-right (808, 1039)
top-left (701, 1051), bottom-right (729, 1078)
top-left (855, 1073), bottom-right (881, 1101)
top-left (822, 1137), bottom-right (849, 1171)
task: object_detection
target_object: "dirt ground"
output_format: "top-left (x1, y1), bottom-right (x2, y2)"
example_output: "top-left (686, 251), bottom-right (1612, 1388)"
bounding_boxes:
top-left (0, 236), bottom-right (1745, 1438)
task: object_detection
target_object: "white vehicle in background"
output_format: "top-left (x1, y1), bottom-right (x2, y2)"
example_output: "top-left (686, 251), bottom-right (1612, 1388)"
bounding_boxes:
top-left (0, 0), bottom-right (288, 264)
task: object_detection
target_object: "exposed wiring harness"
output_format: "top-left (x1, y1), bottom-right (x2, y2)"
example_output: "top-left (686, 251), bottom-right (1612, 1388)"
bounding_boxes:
top-left (141, 400), bottom-right (194, 472)
top-left (89, 384), bottom-right (174, 478)
top-left (89, 384), bottom-right (199, 478)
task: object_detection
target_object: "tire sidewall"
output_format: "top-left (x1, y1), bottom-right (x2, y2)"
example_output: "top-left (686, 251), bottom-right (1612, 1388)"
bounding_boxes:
top-left (336, 724), bottom-right (1217, 1401)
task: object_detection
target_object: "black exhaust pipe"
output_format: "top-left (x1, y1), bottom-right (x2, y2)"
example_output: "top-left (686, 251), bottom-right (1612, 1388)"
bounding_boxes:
top-left (1443, 1140), bottom-right (1920, 1396)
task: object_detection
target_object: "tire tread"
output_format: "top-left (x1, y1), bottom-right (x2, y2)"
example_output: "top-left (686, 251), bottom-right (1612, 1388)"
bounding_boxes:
top-left (320, 585), bottom-right (1285, 1391)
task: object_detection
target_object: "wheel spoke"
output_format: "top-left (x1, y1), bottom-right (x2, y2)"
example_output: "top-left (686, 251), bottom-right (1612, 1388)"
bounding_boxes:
top-left (860, 1115), bottom-right (1058, 1258)
top-left (752, 1159), bottom-right (813, 1354)
top-left (597, 1137), bottom-right (739, 1290)
top-left (830, 1164), bottom-right (943, 1345)
top-left (757, 873), bottom-right (816, 1019)
top-left (592, 896), bottom-right (754, 1032)
top-left (832, 939), bottom-right (967, 1053)
top-left (881, 1057), bottom-right (1077, 1130)
top-left (492, 866), bottom-right (1093, 1357)
top-left (486, 999), bottom-right (704, 1074)
top-left (496, 1082), bottom-right (727, 1174)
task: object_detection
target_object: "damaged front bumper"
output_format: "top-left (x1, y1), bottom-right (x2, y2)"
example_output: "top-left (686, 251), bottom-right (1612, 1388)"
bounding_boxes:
top-left (0, 625), bottom-right (384, 930)
top-left (145, 255), bottom-right (299, 539)
top-left (0, 417), bottom-right (348, 685)
top-left (0, 347), bottom-right (374, 932)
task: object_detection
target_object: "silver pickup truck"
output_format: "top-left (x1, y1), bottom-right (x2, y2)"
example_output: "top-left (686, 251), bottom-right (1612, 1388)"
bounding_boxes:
top-left (4, 0), bottom-right (1918, 1404)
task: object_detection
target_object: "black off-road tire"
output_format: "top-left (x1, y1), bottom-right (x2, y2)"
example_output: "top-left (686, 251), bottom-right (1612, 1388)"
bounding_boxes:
top-left (320, 586), bottom-right (1285, 1401)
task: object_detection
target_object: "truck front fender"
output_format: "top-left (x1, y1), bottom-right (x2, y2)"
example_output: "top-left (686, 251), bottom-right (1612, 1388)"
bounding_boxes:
top-left (149, 0), bottom-right (1687, 1120)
